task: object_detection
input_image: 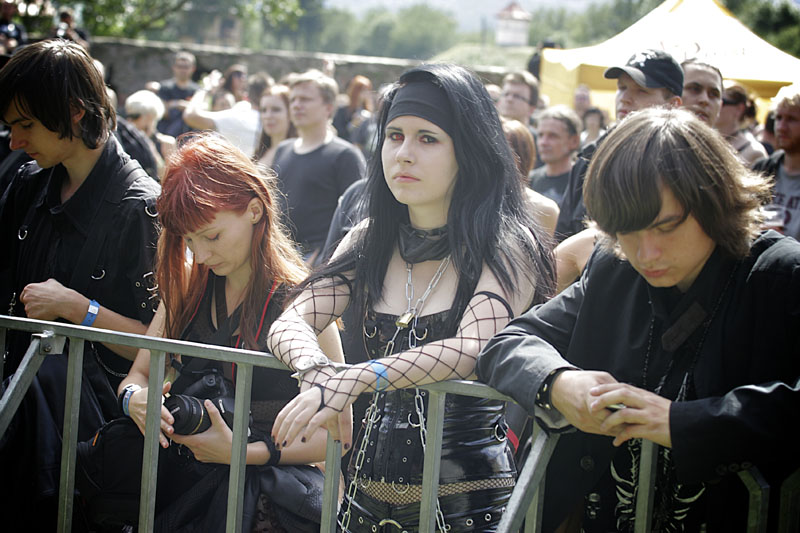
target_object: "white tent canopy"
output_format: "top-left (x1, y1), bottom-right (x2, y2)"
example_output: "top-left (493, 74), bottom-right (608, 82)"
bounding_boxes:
top-left (540, 0), bottom-right (800, 118)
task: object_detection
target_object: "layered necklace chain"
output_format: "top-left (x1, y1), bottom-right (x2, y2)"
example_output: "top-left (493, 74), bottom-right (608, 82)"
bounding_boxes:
top-left (641, 262), bottom-right (739, 396)
top-left (342, 255), bottom-right (451, 532)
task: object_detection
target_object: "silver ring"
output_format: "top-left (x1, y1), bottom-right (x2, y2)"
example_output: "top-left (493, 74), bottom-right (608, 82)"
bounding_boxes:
top-left (494, 424), bottom-right (507, 442)
top-left (91, 269), bottom-right (106, 280)
top-left (391, 481), bottom-right (409, 494)
top-left (364, 325), bottom-right (377, 338)
top-left (18, 228), bottom-right (27, 240)
top-left (408, 413), bottom-right (421, 428)
top-left (145, 204), bottom-right (158, 218)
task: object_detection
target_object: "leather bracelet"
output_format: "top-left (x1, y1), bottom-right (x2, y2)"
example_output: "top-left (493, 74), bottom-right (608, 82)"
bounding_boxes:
top-left (535, 368), bottom-right (567, 411)
top-left (264, 435), bottom-right (281, 466)
top-left (81, 299), bottom-right (100, 327)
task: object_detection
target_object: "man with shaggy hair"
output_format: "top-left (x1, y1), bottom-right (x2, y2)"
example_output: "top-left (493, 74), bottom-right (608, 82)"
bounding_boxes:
top-left (479, 108), bottom-right (799, 531)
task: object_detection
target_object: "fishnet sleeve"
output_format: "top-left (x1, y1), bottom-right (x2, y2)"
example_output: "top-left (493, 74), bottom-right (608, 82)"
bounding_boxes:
top-left (315, 292), bottom-right (514, 413)
top-left (266, 274), bottom-right (353, 373)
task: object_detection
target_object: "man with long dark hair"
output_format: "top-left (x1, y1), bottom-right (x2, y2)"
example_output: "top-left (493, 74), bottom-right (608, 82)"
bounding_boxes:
top-left (478, 108), bottom-right (800, 531)
top-left (0, 39), bottom-right (160, 528)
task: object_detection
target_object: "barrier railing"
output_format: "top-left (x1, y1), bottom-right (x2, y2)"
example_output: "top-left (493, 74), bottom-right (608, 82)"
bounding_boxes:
top-left (0, 315), bottom-right (795, 532)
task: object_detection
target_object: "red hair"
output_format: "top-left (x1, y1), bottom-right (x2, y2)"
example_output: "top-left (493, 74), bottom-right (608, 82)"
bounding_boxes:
top-left (157, 132), bottom-right (306, 349)
top-left (346, 75), bottom-right (373, 113)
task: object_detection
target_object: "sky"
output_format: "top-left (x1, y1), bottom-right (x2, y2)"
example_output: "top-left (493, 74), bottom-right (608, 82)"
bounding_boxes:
top-left (325, 0), bottom-right (596, 32)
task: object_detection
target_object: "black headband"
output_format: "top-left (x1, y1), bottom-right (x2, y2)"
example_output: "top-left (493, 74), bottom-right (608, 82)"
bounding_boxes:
top-left (386, 81), bottom-right (455, 138)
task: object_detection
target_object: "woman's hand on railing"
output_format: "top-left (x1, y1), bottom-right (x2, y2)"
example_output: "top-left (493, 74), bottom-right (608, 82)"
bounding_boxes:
top-left (129, 381), bottom-right (175, 449)
top-left (272, 376), bottom-right (356, 452)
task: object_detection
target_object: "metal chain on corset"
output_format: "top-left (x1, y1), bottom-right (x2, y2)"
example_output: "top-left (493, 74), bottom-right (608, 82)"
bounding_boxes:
top-left (342, 256), bottom-right (452, 532)
top-left (340, 394), bottom-right (380, 531)
top-left (413, 388), bottom-right (450, 531)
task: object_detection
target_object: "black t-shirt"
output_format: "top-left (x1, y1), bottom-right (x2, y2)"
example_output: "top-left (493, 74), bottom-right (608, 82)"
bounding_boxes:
top-left (272, 137), bottom-right (365, 255)
top-left (529, 166), bottom-right (570, 207)
top-left (156, 79), bottom-right (199, 137)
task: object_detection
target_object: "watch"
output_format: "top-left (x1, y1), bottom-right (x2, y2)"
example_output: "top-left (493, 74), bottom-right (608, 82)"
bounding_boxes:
top-left (291, 354), bottom-right (333, 385)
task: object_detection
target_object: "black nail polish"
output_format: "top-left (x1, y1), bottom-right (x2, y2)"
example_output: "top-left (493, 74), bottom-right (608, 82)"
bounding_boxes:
top-left (301, 437), bottom-right (306, 443)
top-left (282, 440), bottom-right (287, 447)
top-left (344, 443), bottom-right (351, 451)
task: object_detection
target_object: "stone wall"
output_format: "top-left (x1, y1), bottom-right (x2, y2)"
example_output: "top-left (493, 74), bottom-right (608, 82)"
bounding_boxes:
top-left (90, 37), bottom-right (507, 106)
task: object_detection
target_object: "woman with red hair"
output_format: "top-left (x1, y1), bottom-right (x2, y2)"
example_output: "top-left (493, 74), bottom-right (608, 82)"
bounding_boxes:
top-left (82, 132), bottom-right (345, 531)
top-left (333, 75), bottom-right (374, 142)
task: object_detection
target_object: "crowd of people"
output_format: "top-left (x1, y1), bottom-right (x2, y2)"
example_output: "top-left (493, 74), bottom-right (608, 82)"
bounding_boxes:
top-left (0, 32), bottom-right (799, 533)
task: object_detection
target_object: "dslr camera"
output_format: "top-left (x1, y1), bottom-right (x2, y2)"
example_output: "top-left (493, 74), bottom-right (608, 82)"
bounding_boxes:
top-left (164, 369), bottom-right (251, 435)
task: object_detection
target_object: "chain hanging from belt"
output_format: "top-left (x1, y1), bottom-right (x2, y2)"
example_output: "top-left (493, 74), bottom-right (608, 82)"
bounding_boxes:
top-left (342, 256), bottom-right (451, 532)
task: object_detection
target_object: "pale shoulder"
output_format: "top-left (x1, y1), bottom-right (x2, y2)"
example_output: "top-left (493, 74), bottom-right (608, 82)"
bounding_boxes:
top-left (525, 189), bottom-right (559, 236)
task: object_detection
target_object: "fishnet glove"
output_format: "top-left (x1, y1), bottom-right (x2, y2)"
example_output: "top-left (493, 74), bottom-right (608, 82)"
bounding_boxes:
top-left (266, 275), bottom-right (352, 385)
top-left (272, 292), bottom-right (513, 447)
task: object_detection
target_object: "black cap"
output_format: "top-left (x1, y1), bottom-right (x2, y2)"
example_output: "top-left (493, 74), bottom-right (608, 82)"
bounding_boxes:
top-left (604, 50), bottom-right (684, 97)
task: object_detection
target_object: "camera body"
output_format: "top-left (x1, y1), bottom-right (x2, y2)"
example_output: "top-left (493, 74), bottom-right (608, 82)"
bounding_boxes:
top-left (164, 370), bottom-right (250, 435)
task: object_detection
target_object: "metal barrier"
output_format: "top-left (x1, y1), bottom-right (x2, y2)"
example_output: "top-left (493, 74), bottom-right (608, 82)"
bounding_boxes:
top-left (1, 315), bottom-right (797, 532)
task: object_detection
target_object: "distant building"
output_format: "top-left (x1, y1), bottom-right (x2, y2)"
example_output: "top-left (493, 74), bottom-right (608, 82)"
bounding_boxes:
top-left (496, 1), bottom-right (531, 47)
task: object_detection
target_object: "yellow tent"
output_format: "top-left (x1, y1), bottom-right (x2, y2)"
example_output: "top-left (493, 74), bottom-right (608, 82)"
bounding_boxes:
top-left (540, 0), bottom-right (800, 121)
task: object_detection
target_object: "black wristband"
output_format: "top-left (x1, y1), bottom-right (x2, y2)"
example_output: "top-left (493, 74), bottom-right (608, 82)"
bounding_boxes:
top-left (535, 368), bottom-right (567, 411)
top-left (264, 435), bottom-right (281, 466)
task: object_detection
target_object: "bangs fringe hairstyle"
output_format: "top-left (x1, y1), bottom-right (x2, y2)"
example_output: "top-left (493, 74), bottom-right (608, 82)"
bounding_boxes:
top-left (305, 63), bottom-right (555, 330)
top-left (584, 107), bottom-right (771, 258)
top-left (0, 39), bottom-right (115, 149)
top-left (157, 132), bottom-right (307, 349)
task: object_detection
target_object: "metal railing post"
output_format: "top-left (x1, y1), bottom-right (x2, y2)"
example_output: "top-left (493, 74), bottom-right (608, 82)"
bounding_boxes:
top-left (321, 433), bottom-right (343, 532)
top-left (739, 467), bottom-right (770, 533)
top-left (226, 362), bottom-right (254, 533)
top-left (779, 467), bottom-right (800, 533)
top-left (57, 336), bottom-right (84, 533)
top-left (138, 349), bottom-right (166, 532)
top-left (420, 390), bottom-right (446, 532)
top-left (0, 326), bottom-right (6, 383)
top-left (497, 423), bottom-right (560, 533)
top-left (0, 331), bottom-right (61, 436)
top-left (633, 440), bottom-right (659, 533)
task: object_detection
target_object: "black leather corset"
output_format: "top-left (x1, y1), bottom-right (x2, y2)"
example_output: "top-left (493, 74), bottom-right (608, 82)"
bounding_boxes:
top-left (350, 310), bottom-right (515, 486)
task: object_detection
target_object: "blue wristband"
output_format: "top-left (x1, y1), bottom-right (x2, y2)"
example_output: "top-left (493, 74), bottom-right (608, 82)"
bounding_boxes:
top-left (81, 299), bottom-right (100, 327)
top-left (369, 360), bottom-right (389, 392)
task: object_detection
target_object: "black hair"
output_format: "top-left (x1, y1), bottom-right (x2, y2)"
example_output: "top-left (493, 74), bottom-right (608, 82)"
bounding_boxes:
top-left (305, 63), bottom-right (555, 329)
top-left (0, 39), bottom-right (115, 149)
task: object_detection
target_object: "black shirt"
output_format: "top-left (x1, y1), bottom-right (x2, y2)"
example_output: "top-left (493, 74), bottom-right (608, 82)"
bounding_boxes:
top-left (272, 137), bottom-right (365, 255)
top-left (0, 136), bottom-right (161, 386)
top-left (157, 79), bottom-right (199, 137)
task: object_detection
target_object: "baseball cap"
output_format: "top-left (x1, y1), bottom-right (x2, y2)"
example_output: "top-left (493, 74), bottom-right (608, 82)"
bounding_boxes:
top-left (604, 50), bottom-right (684, 97)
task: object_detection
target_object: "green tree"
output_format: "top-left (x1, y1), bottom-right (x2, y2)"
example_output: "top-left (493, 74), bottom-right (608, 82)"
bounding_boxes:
top-left (354, 8), bottom-right (397, 57)
top-left (387, 5), bottom-right (457, 59)
top-left (54, 0), bottom-right (302, 39)
top-left (317, 8), bottom-right (359, 54)
top-left (726, 0), bottom-right (800, 58)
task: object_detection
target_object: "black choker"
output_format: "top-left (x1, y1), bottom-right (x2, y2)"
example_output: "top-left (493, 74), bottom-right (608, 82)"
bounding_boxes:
top-left (397, 223), bottom-right (449, 263)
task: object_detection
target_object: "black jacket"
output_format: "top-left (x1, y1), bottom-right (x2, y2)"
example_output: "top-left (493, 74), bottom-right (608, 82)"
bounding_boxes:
top-left (477, 231), bottom-right (800, 530)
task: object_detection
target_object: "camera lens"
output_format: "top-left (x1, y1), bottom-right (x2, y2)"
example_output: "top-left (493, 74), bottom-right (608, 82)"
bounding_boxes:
top-left (164, 394), bottom-right (211, 435)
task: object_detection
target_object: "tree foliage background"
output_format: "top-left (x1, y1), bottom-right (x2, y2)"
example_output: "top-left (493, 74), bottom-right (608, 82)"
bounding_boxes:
top-left (21, 0), bottom-right (800, 61)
